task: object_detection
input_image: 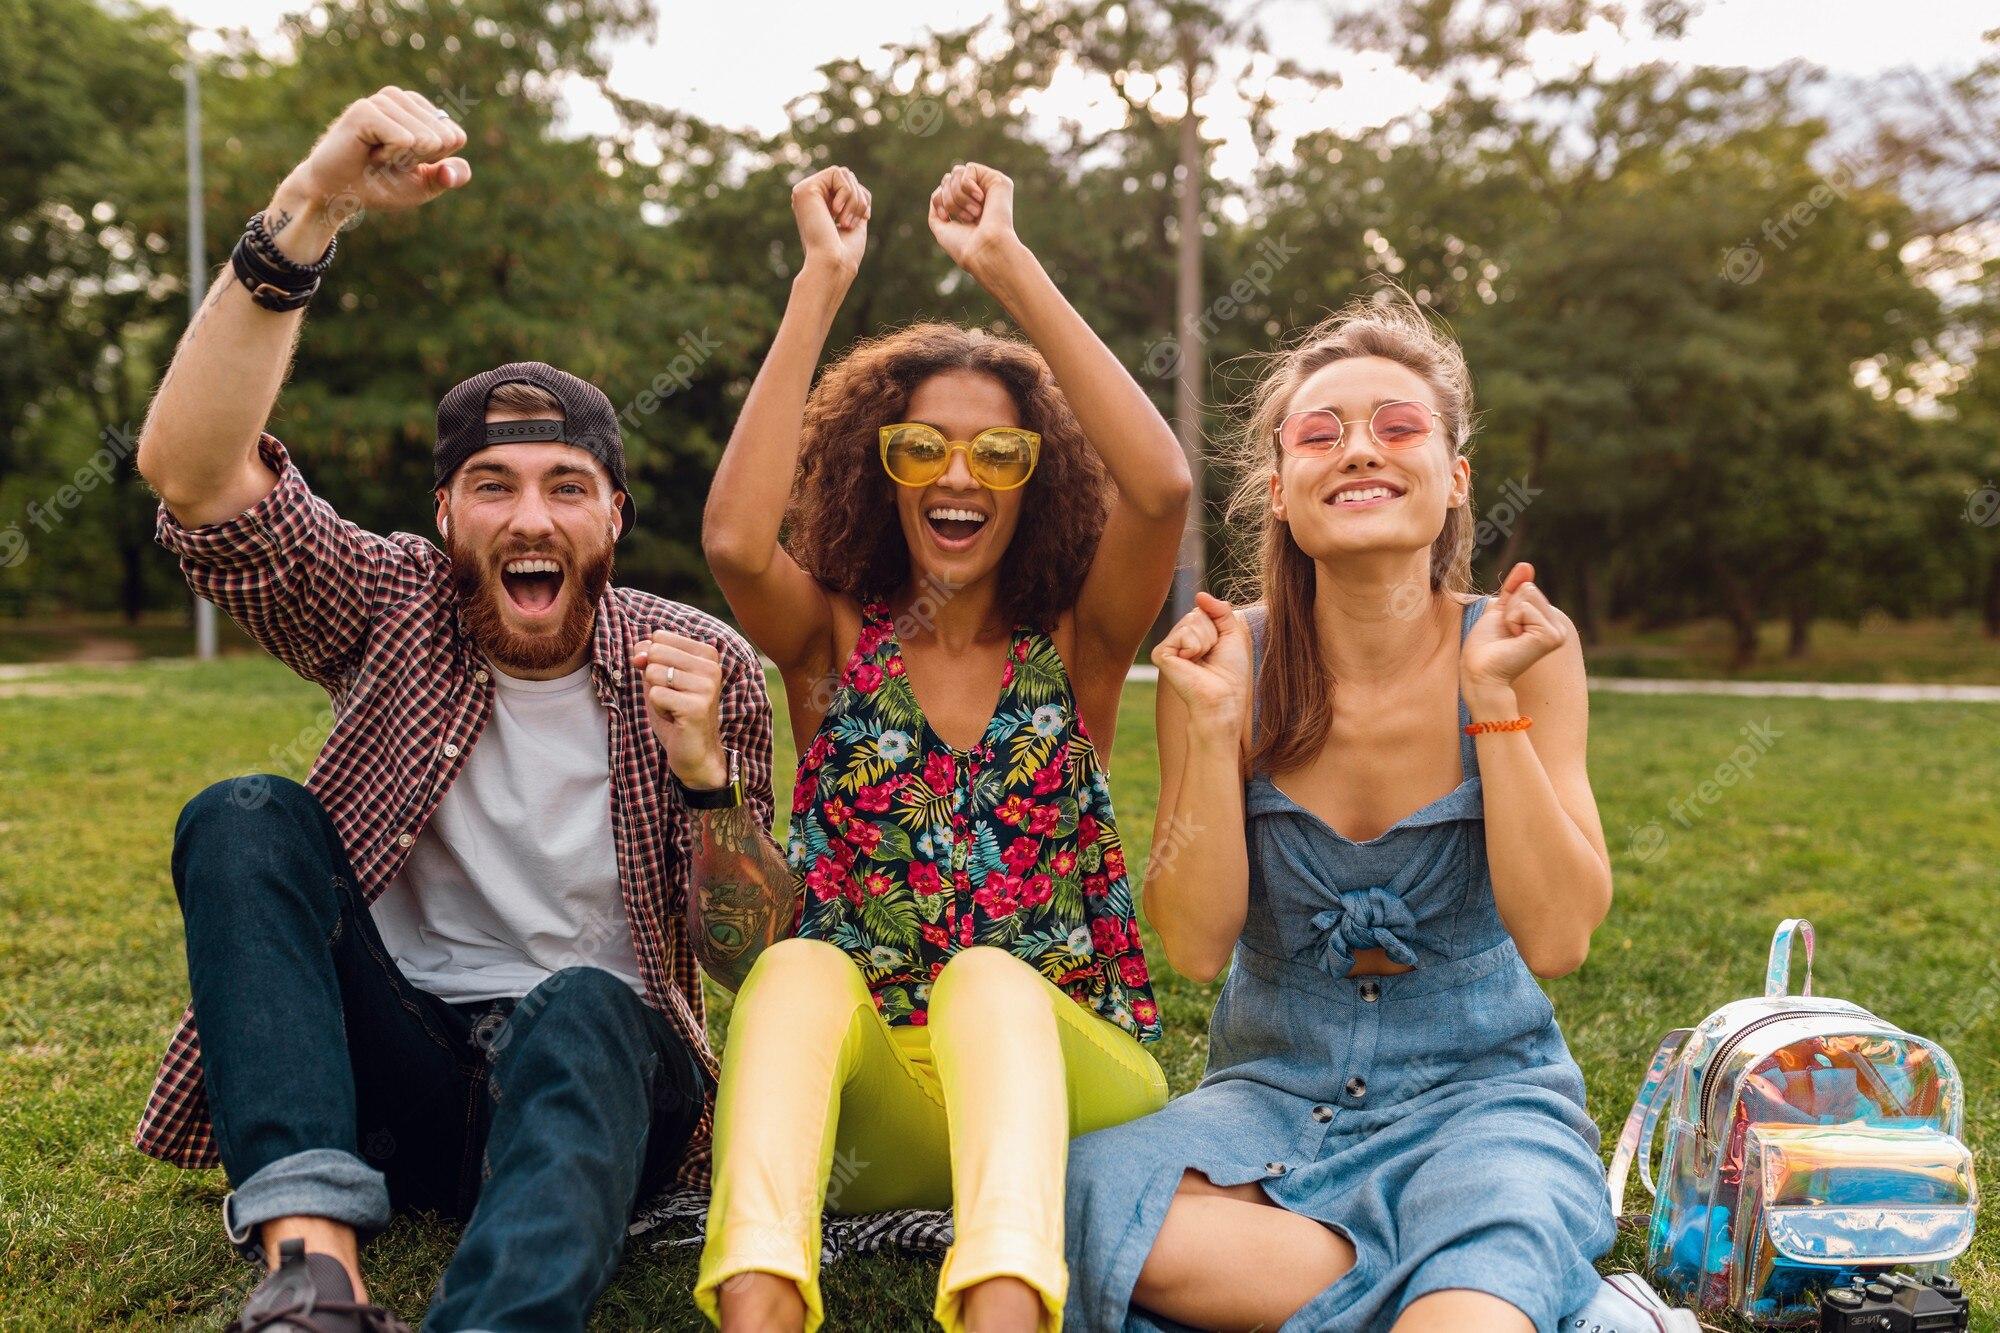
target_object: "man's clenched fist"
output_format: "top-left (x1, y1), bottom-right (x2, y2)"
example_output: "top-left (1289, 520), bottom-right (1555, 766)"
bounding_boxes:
top-left (265, 86), bottom-right (471, 260)
top-left (631, 632), bottom-right (731, 792)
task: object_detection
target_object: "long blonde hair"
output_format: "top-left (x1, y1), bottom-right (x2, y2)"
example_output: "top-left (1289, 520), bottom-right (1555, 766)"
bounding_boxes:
top-left (1224, 292), bottom-right (1478, 776)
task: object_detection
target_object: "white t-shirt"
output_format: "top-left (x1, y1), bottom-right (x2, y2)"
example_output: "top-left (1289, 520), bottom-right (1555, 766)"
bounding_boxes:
top-left (374, 661), bottom-right (646, 1003)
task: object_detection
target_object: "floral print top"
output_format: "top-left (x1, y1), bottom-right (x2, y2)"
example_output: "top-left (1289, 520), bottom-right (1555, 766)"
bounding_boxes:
top-left (788, 602), bottom-right (1161, 1042)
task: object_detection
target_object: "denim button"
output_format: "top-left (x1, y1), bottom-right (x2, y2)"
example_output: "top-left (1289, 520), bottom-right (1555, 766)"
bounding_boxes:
top-left (1358, 979), bottom-right (1381, 1002)
top-left (1344, 1075), bottom-right (1367, 1099)
top-left (1312, 1105), bottom-right (1333, 1122)
top-left (1265, 1161), bottom-right (1287, 1176)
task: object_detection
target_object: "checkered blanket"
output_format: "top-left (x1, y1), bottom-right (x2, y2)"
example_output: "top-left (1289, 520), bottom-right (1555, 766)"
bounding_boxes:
top-left (630, 1189), bottom-right (955, 1263)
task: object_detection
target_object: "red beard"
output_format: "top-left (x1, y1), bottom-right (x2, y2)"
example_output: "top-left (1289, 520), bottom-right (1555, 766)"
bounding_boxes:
top-left (447, 528), bottom-right (614, 673)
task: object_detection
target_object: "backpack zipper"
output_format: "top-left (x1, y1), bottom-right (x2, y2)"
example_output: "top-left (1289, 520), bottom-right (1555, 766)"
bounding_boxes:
top-left (1697, 1009), bottom-right (1899, 1138)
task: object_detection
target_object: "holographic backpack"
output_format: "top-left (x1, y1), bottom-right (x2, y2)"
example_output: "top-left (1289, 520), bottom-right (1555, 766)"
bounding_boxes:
top-left (1605, 919), bottom-right (1975, 1324)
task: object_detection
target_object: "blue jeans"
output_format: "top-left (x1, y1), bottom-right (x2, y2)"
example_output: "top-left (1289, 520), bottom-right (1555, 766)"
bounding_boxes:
top-left (172, 775), bottom-right (708, 1333)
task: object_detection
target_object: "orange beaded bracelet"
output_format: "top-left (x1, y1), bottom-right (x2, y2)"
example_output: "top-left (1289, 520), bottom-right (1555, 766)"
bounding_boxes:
top-left (1463, 715), bottom-right (1532, 736)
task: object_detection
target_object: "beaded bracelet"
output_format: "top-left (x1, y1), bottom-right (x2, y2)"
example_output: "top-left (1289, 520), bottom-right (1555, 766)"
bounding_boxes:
top-left (1463, 715), bottom-right (1532, 736)
top-left (244, 209), bottom-right (337, 277)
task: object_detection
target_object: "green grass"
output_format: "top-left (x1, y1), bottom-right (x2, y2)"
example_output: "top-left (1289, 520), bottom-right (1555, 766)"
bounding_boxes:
top-left (6, 610), bottom-right (2000, 684)
top-left (2, 659), bottom-right (1996, 1329)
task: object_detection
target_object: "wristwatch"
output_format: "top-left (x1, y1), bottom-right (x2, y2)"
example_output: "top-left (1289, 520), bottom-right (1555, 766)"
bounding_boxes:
top-left (672, 748), bottom-right (743, 809)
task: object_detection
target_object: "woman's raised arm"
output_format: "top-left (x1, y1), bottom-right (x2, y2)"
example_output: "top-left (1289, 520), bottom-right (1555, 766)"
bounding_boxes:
top-left (929, 163), bottom-right (1192, 677)
top-left (701, 167), bottom-right (871, 676)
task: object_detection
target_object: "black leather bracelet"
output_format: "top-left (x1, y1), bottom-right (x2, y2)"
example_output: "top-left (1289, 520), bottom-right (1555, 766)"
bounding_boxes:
top-left (672, 749), bottom-right (744, 810)
top-left (230, 236), bottom-right (320, 312)
top-left (230, 210), bottom-right (338, 312)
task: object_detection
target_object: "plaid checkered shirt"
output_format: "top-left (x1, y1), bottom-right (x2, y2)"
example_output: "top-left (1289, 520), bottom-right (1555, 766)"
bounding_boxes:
top-left (133, 435), bottom-right (776, 1189)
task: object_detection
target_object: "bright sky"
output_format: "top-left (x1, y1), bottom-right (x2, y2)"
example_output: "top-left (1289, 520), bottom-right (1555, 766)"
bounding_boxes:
top-left (170, 0), bottom-right (1991, 183)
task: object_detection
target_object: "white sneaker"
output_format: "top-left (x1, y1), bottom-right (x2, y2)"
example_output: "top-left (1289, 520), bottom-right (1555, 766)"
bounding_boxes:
top-left (1558, 1272), bottom-right (1701, 1333)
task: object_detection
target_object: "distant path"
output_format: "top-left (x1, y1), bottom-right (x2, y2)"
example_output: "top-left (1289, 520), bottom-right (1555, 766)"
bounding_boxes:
top-left (0, 662), bottom-right (77, 680)
top-left (1585, 677), bottom-right (2000, 703)
top-left (3, 657), bottom-right (1997, 703)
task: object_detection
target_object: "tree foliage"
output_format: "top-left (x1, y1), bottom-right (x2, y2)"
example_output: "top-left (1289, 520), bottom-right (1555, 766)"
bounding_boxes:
top-left (1, 0), bottom-right (1991, 661)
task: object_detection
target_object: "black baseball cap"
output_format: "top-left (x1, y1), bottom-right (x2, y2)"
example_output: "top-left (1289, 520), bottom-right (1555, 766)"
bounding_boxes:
top-left (434, 361), bottom-right (635, 534)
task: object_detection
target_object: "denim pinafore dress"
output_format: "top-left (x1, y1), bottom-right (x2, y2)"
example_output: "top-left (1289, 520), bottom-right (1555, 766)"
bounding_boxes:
top-left (1063, 598), bottom-right (1614, 1332)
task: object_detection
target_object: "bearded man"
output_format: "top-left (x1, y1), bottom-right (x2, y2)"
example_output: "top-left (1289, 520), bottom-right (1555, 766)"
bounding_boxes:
top-left (132, 86), bottom-right (796, 1333)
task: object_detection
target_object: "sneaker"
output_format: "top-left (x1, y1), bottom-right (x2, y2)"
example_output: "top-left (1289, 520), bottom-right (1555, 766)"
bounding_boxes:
top-left (1559, 1272), bottom-right (1701, 1333)
top-left (227, 1239), bottom-right (413, 1333)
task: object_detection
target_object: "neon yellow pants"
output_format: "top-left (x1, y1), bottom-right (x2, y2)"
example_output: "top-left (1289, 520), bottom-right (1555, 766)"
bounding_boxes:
top-left (693, 938), bottom-right (1168, 1332)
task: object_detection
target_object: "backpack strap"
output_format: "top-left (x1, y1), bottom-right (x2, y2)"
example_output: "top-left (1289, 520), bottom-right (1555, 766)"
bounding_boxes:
top-left (1765, 917), bottom-right (1815, 997)
top-left (1606, 1026), bottom-right (1694, 1221)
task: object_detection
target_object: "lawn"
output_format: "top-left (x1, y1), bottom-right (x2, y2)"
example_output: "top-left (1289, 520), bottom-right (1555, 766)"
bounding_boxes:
top-left (2, 658), bottom-right (1995, 1330)
top-left (6, 610), bottom-right (2000, 685)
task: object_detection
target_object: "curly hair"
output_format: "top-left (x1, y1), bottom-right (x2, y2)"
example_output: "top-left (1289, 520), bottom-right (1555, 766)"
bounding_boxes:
top-left (783, 322), bottom-right (1111, 631)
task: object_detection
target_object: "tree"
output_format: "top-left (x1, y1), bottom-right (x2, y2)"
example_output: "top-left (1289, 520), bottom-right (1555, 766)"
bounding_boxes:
top-left (172, 0), bottom-right (761, 607)
top-left (0, 0), bottom-right (185, 617)
top-left (993, 0), bottom-right (1340, 624)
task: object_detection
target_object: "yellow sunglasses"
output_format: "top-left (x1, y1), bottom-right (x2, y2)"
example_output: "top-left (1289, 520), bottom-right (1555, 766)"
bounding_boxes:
top-left (878, 422), bottom-right (1042, 491)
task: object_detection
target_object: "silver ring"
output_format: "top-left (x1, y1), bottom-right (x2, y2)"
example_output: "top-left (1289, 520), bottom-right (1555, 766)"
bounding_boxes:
top-left (664, 666), bottom-right (676, 689)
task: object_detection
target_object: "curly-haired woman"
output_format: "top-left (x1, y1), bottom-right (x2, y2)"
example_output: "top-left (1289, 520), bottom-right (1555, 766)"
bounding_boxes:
top-left (692, 163), bottom-right (1190, 1333)
top-left (1062, 294), bottom-right (1617, 1332)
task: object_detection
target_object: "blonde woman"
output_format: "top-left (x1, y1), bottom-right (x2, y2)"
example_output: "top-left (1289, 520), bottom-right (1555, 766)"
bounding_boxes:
top-left (1063, 295), bottom-right (1617, 1331)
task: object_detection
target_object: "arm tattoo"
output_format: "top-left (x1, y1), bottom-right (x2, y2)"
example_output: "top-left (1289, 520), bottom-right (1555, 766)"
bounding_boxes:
top-left (159, 276), bottom-right (229, 387)
top-left (688, 803), bottom-right (798, 991)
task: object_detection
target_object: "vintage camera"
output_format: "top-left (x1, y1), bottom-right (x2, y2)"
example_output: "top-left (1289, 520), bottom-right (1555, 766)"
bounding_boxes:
top-left (1817, 1273), bottom-right (1968, 1332)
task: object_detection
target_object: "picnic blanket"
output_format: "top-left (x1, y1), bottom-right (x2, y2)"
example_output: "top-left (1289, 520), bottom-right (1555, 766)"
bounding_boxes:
top-left (629, 1188), bottom-right (954, 1264)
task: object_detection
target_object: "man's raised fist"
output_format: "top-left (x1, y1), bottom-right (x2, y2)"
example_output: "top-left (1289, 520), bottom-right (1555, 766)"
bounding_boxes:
top-left (276, 86), bottom-right (471, 234)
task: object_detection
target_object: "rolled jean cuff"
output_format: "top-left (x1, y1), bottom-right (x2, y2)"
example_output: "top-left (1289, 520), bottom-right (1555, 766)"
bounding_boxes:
top-left (221, 1148), bottom-right (391, 1262)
